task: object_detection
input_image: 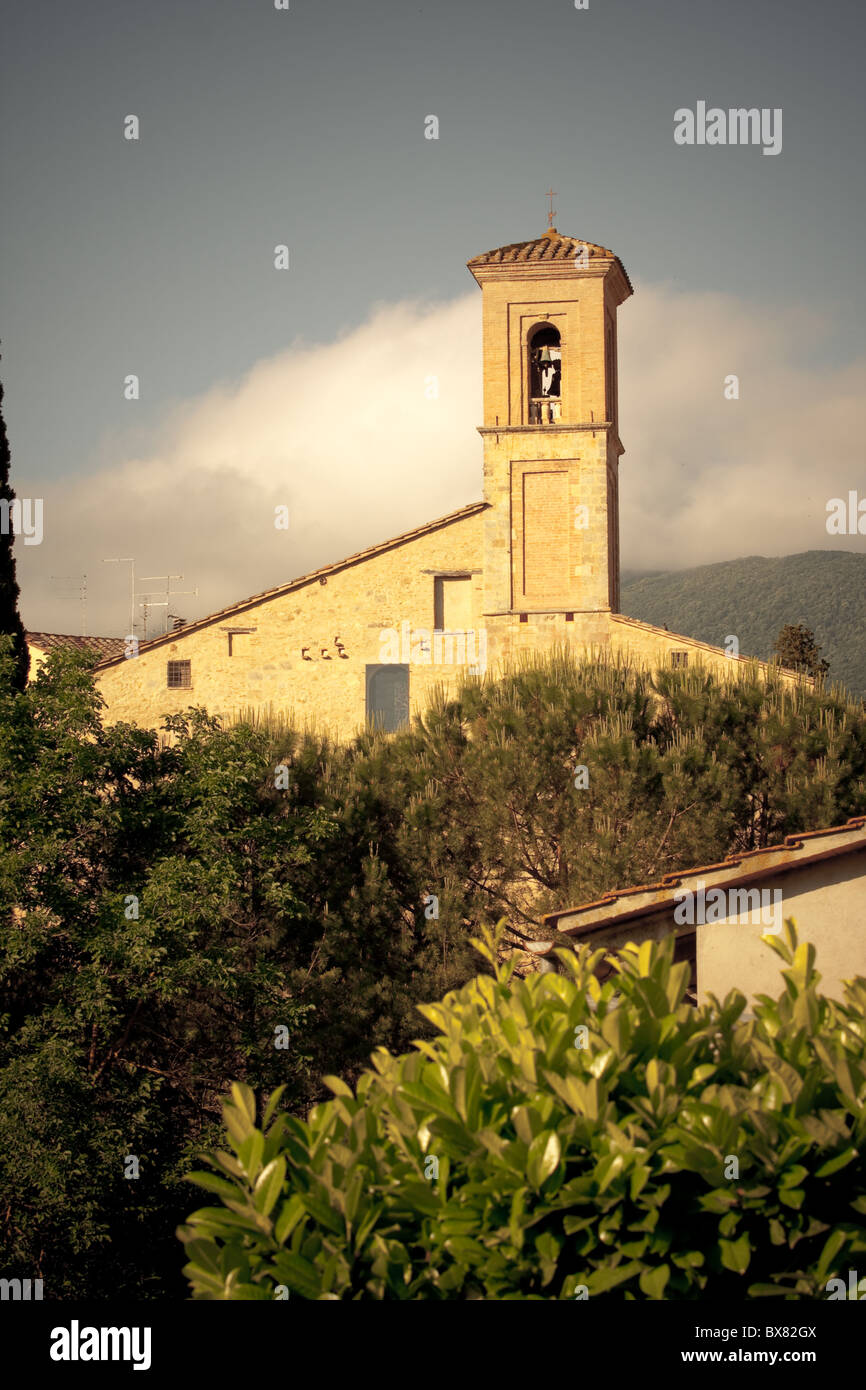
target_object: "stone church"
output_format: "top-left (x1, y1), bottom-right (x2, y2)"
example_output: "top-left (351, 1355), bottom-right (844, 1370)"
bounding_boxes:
top-left (94, 228), bottom-right (774, 739)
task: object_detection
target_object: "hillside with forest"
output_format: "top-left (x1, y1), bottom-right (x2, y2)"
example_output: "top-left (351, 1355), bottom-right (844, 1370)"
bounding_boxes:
top-left (621, 550), bottom-right (866, 696)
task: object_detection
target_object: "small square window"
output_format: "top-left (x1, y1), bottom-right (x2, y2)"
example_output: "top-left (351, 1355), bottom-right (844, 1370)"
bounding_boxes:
top-left (565, 611), bottom-right (574, 622)
top-left (519, 613), bottom-right (528, 624)
top-left (434, 575), bottom-right (472, 630)
top-left (670, 650), bottom-right (689, 669)
top-left (167, 660), bottom-right (191, 688)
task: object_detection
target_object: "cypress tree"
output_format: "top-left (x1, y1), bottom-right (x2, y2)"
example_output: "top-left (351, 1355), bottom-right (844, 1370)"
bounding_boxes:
top-left (0, 365), bottom-right (29, 692)
top-left (773, 622), bottom-right (829, 680)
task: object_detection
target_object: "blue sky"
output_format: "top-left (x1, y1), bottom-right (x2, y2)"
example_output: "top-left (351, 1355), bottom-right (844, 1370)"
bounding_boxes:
top-left (2, 0), bottom-right (864, 635)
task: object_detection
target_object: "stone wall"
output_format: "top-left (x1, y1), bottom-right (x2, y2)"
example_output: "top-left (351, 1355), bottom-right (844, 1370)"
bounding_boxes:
top-left (97, 510), bottom-right (487, 741)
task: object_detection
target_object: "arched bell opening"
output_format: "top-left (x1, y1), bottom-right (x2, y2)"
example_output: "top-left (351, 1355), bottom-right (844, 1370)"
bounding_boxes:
top-left (528, 324), bottom-right (562, 424)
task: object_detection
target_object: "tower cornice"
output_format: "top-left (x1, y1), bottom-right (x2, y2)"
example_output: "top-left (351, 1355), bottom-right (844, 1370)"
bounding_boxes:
top-left (468, 229), bottom-right (632, 303)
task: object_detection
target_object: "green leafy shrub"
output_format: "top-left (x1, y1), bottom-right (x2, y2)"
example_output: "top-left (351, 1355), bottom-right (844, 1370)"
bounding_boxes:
top-left (178, 920), bottom-right (866, 1299)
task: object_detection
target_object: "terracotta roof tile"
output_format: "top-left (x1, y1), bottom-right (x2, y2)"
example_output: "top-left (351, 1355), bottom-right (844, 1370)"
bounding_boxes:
top-left (468, 230), bottom-right (613, 265)
top-left (468, 229), bottom-right (633, 291)
top-left (27, 632), bottom-right (126, 660)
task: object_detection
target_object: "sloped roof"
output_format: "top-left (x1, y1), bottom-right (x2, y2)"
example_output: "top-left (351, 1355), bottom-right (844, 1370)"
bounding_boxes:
top-left (95, 500), bottom-right (489, 670)
top-left (469, 228), bottom-right (616, 266)
top-left (27, 632), bottom-right (126, 661)
top-left (611, 614), bottom-right (777, 670)
top-left (468, 228), bottom-right (633, 292)
top-left (543, 817), bottom-right (866, 938)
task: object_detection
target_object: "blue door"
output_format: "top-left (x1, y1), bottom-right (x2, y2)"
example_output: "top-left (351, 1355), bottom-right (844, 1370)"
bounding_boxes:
top-left (366, 664), bottom-right (410, 732)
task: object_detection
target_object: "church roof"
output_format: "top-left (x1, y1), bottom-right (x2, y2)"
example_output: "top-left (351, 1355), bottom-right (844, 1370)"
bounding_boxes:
top-left (94, 500), bottom-right (489, 669)
top-left (468, 228), bottom-right (633, 292)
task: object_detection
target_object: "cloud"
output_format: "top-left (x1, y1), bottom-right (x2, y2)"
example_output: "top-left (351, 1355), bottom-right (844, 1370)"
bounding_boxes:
top-left (16, 295), bottom-right (483, 636)
top-left (15, 283), bottom-right (866, 636)
top-left (618, 283), bottom-right (866, 571)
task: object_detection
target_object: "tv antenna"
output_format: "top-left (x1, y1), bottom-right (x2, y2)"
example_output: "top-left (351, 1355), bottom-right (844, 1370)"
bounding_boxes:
top-left (137, 597), bottom-right (168, 641)
top-left (103, 557), bottom-right (136, 637)
top-left (138, 574), bottom-right (198, 637)
top-left (49, 573), bottom-right (88, 635)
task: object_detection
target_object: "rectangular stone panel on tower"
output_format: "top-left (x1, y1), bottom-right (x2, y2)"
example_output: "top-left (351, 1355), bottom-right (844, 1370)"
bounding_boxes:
top-left (520, 469), bottom-right (569, 602)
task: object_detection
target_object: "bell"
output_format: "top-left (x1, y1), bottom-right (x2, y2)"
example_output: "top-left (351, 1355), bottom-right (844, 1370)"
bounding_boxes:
top-left (538, 346), bottom-right (552, 363)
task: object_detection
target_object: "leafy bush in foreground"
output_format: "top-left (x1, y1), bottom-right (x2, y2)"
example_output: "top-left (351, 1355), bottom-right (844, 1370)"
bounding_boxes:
top-left (178, 921), bottom-right (866, 1299)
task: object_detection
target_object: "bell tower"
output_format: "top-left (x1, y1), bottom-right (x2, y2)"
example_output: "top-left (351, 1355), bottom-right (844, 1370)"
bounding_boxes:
top-left (467, 228), bottom-right (632, 646)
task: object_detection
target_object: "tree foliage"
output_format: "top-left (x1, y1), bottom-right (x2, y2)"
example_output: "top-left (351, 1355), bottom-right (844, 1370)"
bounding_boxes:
top-left (0, 372), bottom-right (28, 692)
top-left (1, 645), bottom-right (864, 1297)
top-left (178, 921), bottom-right (866, 1300)
top-left (773, 622), bottom-right (830, 680)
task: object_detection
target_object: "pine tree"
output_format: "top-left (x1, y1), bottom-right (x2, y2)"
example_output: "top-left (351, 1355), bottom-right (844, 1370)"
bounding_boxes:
top-left (773, 622), bottom-right (830, 680)
top-left (0, 366), bottom-right (28, 691)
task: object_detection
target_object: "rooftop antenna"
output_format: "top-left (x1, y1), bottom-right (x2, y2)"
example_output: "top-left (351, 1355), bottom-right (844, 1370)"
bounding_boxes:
top-left (139, 574), bottom-right (199, 636)
top-left (137, 596), bottom-right (168, 641)
top-left (103, 557), bottom-right (136, 637)
top-left (49, 573), bottom-right (88, 635)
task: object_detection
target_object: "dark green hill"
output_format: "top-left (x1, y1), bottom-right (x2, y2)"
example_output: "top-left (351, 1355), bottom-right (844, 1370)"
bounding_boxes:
top-left (620, 550), bottom-right (866, 697)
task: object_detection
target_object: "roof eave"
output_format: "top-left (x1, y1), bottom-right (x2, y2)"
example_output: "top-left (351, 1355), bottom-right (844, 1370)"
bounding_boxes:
top-left (94, 500), bottom-right (490, 671)
top-left (544, 821), bottom-right (866, 937)
top-left (468, 253), bottom-right (633, 300)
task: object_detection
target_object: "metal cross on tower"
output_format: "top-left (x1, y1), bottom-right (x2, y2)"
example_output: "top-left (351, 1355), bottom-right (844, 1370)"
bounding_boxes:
top-left (546, 187), bottom-right (557, 228)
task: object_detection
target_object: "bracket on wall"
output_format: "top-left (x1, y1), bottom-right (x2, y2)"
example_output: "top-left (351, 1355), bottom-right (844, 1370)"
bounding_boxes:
top-left (301, 636), bottom-right (350, 661)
